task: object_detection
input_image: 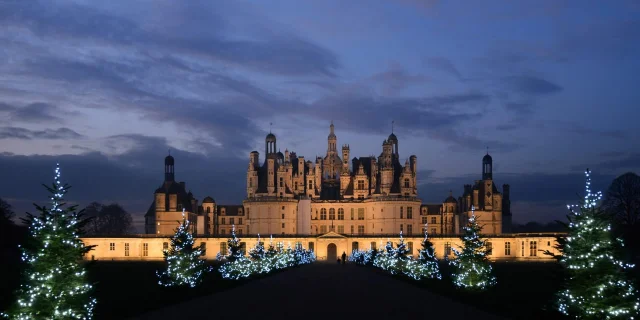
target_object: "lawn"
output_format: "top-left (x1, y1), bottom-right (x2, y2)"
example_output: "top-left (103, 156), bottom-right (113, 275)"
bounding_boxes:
top-left (367, 261), bottom-right (568, 320)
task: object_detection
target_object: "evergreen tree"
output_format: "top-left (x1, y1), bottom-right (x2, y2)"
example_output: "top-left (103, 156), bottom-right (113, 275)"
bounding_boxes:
top-left (248, 234), bottom-right (266, 261)
top-left (394, 231), bottom-right (410, 260)
top-left (384, 239), bottom-right (395, 257)
top-left (556, 169), bottom-right (639, 319)
top-left (416, 223), bottom-right (441, 279)
top-left (226, 225), bottom-right (244, 262)
top-left (450, 206), bottom-right (496, 290)
top-left (157, 209), bottom-right (210, 288)
top-left (3, 163), bottom-right (96, 319)
top-left (266, 235), bottom-right (277, 258)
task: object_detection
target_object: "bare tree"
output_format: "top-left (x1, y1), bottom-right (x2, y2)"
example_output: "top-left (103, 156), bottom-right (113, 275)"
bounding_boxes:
top-left (0, 197), bottom-right (15, 226)
top-left (82, 202), bottom-right (133, 235)
top-left (602, 172), bottom-right (640, 228)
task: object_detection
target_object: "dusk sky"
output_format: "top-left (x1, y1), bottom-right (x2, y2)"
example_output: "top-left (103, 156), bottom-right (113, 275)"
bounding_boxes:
top-left (1, 0), bottom-right (639, 231)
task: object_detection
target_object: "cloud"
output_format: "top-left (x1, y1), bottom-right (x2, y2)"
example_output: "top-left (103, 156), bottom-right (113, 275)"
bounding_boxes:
top-left (425, 57), bottom-right (462, 80)
top-left (505, 75), bottom-right (563, 95)
top-left (370, 63), bottom-right (430, 95)
top-left (0, 127), bottom-right (84, 140)
top-left (0, 134), bottom-right (248, 232)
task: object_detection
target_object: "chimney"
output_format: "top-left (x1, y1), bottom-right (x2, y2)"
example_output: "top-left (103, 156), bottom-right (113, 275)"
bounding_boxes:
top-left (180, 181), bottom-right (186, 190)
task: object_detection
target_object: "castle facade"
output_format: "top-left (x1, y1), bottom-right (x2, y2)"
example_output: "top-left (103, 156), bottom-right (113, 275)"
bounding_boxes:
top-left (83, 122), bottom-right (562, 262)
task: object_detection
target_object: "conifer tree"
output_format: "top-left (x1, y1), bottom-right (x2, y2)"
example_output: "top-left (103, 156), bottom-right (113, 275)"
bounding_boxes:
top-left (3, 163), bottom-right (96, 320)
top-left (450, 206), bottom-right (496, 290)
top-left (417, 223), bottom-right (441, 279)
top-left (157, 209), bottom-right (210, 288)
top-left (248, 234), bottom-right (266, 261)
top-left (394, 231), bottom-right (410, 260)
top-left (556, 169), bottom-right (639, 319)
top-left (226, 225), bottom-right (244, 262)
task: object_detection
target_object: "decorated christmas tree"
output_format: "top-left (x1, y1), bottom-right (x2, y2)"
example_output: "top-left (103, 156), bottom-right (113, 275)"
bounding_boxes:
top-left (555, 169), bottom-right (639, 319)
top-left (449, 206), bottom-right (496, 290)
top-left (248, 234), bottom-right (266, 261)
top-left (394, 231), bottom-right (410, 260)
top-left (415, 223), bottom-right (441, 279)
top-left (157, 209), bottom-right (210, 288)
top-left (226, 225), bottom-right (244, 262)
top-left (266, 235), bottom-right (277, 257)
top-left (3, 163), bottom-right (96, 319)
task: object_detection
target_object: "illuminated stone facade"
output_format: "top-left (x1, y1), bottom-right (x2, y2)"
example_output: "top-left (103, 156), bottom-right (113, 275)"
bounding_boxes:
top-left (80, 232), bottom-right (561, 262)
top-left (145, 122), bottom-right (513, 238)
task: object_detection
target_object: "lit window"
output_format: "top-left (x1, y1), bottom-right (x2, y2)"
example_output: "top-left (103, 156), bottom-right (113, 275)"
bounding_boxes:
top-left (338, 208), bottom-right (344, 220)
top-left (505, 242), bottom-right (511, 255)
top-left (163, 242), bottom-right (168, 251)
top-left (329, 208), bottom-right (336, 220)
top-left (320, 208), bottom-right (327, 220)
top-left (444, 242), bottom-right (451, 256)
top-left (529, 241), bottom-right (537, 256)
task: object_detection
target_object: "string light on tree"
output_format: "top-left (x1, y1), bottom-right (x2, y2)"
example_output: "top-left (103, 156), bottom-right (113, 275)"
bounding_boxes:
top-left (555, 169), bottom-right (639, 319)
top-left (2, 163), bottom-right (96, 319)
top-left (449, 205), bottom-right (497, 291)
top-left (156, 208), bottom-right (210, 288)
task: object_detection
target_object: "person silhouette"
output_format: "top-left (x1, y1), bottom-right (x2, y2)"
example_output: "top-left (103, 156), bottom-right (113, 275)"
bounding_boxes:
top-left (341, 251), bottom-right (347, 265)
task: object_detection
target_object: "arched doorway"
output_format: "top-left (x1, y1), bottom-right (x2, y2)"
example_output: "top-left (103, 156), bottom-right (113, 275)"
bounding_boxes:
top-left (327, 243), bottom-right (337, 261)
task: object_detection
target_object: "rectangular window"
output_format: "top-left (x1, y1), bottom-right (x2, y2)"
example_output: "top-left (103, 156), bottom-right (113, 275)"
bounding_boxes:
top-left (357, 208), bottom-right (364, 220)
top-left (400, 207), bottom-right (403, 219)
top-left (445, 242), bottom-right (451, 256)
top-left (530, 241), bottom-right (537, 256)
top-left (350, 225), bottom-right (354, 234)
top-left (220, 229), bottom-right (225, 235)
top-left (295, 241), bottom-right (302, 250)
top-left (487, 242), bottom-right (492, 255)
top-left (400, 224), bottom-right (403, 233)
top-left (229, 218), bottom-right (235, 225)
top-left (407, 224), bottom-right (412, 235)
top-left (143, 243), bottom-right (148, 257)
top-left (238, 229), bottom-right (243, 235)
top-left (521, 241), bottom-right (525, 256)
top-left (309, 181), bottom-right (313, 190)
top-left (337, 225), bottom-right (344, 233)
top-left (407, 207), bottom-right (413, 219)
top-left (505, 242), bottom-right (511, 255)
top-left (308, 242), bottom-right (314, 251)
top-left (370, 242), bottom-right (376, 250)
top-left (329, 209), bottom-right (335, 220)
top-left (282, 223), bottom-right (285, 228)
top-left (357, 180), bottom-right (365, 190)
top-left (109, 243), bottom-right (115, 251)
top-left (163, 242), bottom-right (168, 251)
top-left (408, 242), bottom-right (413, 254)
top-left (220, 242), bottom-right (227, 255)
top-left (338, 209), bottom-right (344, 220)
top-left (357, 225), bottom-right (364, 235)
top-left (421, 216), bottom-right (427, 224)
top-left (352, 242), bottom-right (359, 252)
top-left (431, 228), bottom-right (436, 235)
top-left (431, 217), bottom-right (436, 224)
top-left (320, 225), bottom-right (327, 233)
top-left (222, 218), bottom-right (226, 225)
top-left (124, 243), bottom-right (129, 256)
top-left (351, 208), bottom-right (355, 220)
top-left (239, 218), bottom-right (243, 225)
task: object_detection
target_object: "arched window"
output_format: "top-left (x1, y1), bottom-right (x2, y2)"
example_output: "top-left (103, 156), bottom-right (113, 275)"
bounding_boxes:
top-left (338, 208), bottom-right (344, 220)
top-left (329, 208), bottom-right (336, 220)
top-left (320, 208), bottom-right (327, 220)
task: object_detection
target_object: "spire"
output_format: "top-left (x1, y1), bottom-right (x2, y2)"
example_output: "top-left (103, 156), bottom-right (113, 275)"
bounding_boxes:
top-left (270, 122), bottom-right (273, 133)
top-left (450, 190), bottom-right (453, 197)
top-left (392, 120), bottom-right (394, 133)
top-left (486, 146), bottom-right (489, 155)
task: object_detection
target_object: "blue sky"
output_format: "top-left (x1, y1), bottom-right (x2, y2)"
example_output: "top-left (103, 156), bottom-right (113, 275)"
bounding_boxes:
top-left (1, 0), bottom-right (639, 231)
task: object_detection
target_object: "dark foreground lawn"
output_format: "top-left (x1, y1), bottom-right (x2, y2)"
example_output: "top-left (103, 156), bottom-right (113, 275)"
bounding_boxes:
top-left (368, 261), bottom-right (567, 320)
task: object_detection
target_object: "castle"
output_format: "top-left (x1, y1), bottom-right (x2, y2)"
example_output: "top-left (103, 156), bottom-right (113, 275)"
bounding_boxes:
top-left (84, 123), bottom-right (559, 262)
top-left (144, 123), bottom-right (512, 238)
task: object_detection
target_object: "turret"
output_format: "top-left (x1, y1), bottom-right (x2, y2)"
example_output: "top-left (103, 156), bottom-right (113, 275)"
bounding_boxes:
top-left (342, 144), bottom-right (350, 172)
top-left (164, 154), bottom-right (175, 182)
top-left (482, 152), bottom-right (493, 180)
